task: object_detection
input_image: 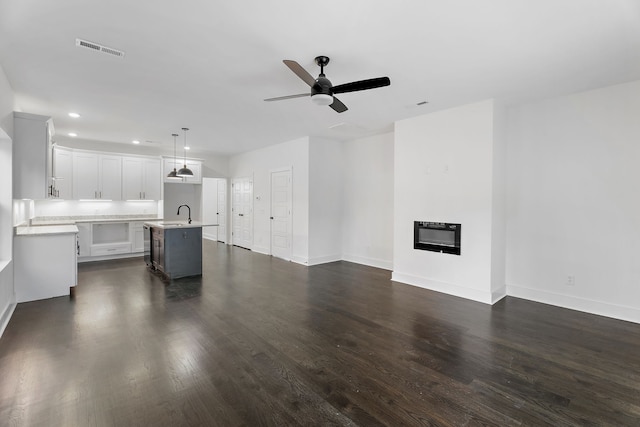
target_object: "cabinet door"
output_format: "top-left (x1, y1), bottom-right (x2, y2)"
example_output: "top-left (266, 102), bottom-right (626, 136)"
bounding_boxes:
top-left (73, 151), bottom-right (99, 199)
top-left (13, 113), bottom-right (51, 199)
top-left (52, 147), bottom-right (73, 199)
top-left (99, 155), bottom-right (122, 200)
top-left (130, 222), bottom-right (144, 252)
top-left (143, 158), bottom-right (162, 200)
top-left (122, 157), bottom-right (144, 200)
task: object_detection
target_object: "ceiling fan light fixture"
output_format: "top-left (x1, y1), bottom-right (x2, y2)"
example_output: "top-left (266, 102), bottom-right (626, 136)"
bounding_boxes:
top-left (311, 94), bottom-right (333, 106)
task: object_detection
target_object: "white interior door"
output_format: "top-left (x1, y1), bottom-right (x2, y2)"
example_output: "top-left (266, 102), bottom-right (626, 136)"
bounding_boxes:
top-left (270, 169), bottom-right (292, 261)
top-left (202, 178), bottom-right (218, 241)
top-left (217, 179), bottom-right (227, 243)
top-left (232, 177), bottom-right (253, 249)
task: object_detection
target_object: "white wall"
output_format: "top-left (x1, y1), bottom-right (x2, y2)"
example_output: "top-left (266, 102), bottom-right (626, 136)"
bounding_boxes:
top-left (229, 137), bottom-right (309, 263)
top-left (163, 183), bottom-right (202, 222)
top-left (506, 80), bottom-right (640, 323)
top-left (308, 138), bottom-right (344, 265)
top-left (341, 132), bottom-right (394, 270)
top-left (0, 64), bottom-right (15, 337)
top-left (393, 100), bottom-right (506, 304)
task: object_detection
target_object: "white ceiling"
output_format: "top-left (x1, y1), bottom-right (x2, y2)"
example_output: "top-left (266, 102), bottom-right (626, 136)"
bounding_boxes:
top-left (1, 0), bottom-right (639, 156)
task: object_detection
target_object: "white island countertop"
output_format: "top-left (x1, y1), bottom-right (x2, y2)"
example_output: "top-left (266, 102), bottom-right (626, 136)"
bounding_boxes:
top-left (144, 221), bottom-right (219, 230)
top-left (15, 225), bottom-right (79, 236)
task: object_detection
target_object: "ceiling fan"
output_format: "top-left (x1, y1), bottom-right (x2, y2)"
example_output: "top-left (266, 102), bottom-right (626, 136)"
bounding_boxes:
top-left (264, 56), bottom-right (390, 113)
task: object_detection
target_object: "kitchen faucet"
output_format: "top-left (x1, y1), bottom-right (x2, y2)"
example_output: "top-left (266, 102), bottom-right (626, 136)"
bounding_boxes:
top-left (177, 204), bottom-right (192, 224)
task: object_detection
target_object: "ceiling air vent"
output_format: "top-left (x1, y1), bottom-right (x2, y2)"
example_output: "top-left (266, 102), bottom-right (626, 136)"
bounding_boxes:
top-left (75, 38), bottom-right (125, 58)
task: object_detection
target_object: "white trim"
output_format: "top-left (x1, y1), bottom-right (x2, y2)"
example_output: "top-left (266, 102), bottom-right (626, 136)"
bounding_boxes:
top-left (203, 233), bottom-right (217, 241)
top-left (0, 302), bottom-right (16, 339)
top-left (342, 253), bottom-right (393, 271)
top-left (507, 284), bottom-right (640, 324)
top-left (252, 245), bottom-right (270, 255)
top-left (391, 271), bottom-right (495, 304)
top-left (307, 254), bottom-right (342, 266)
top-left (291, 255), bottom-right (309, 265)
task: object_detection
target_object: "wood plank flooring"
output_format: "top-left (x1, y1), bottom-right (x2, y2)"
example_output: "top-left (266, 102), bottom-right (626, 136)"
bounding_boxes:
top-left (1, 240), bottom-right (640, 426)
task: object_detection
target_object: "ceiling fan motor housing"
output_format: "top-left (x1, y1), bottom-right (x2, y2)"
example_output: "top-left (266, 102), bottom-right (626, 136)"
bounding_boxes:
top-left (311, 75), bottom-right (333, 96)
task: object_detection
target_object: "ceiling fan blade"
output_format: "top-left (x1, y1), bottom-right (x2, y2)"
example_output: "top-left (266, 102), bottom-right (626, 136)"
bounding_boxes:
top-left (283, 60), bottom-right (316, 87)
top-left (264, 93), bottom-right (310, 102)
top-left (329, 96), bottom-right (348, 113)
top-left (332, 77), bottom-right (391, 94)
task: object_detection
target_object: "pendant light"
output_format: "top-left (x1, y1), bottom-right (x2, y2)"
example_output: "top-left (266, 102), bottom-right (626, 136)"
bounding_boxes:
top-left (166, 133), bottom-right (182, 180)
top-left (177, 127), bottom-right (193, 177)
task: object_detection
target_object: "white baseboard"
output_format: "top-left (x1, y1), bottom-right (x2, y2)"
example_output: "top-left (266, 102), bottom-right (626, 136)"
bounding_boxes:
top-left (507, 284), bottom-right (640, 324)
top-left (308, 254), bottom-right (342, 266)
top-left (252, 245), bottom-right (270, 256)
top-left (291, 255), bottom-right (308, 266)
top-left (0, 302), bottom-right (16, 339)
top-left (342, 253), bottom-right (392, 271)
top-left (391, 271), bottom-right (495, 305)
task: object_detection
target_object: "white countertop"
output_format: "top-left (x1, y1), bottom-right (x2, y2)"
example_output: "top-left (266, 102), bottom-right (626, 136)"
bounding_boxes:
top-left (15, 225), bottom-right (79, 236)
top-left (144, 220), bottom-right (219, 230)
top-left (31, 215), bottom-right (159, 225)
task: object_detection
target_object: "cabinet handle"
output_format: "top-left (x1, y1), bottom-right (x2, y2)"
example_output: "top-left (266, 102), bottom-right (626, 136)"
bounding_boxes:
top-left (143, 191), bottom-right (146, 199)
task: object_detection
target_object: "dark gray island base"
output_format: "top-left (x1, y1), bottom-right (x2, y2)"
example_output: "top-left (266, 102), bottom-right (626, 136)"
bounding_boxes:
top-left (144, 221), bottom-right (217, 279)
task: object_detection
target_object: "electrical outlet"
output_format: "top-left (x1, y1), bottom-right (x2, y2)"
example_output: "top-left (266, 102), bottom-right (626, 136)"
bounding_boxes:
top-left (566, 275), bottom-right (575, 286)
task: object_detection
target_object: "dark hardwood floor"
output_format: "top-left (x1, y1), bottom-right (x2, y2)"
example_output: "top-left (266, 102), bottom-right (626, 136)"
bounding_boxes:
top-left (1, 240), bottom-right (640, 426)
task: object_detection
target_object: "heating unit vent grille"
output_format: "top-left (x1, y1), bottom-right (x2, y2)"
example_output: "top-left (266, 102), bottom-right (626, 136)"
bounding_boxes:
top-left (75, 38), bottom-right (125, 58)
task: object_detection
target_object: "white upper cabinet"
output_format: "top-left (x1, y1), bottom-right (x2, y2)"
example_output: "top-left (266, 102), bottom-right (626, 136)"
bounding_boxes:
top-left (163, 157), bottom-right (202, 184)
top-left (51, 146), bottom-right (73, 199)
top-left (73, 152), bottom-right (122, 200)
top-left (13, 112), bottom-right (53, 199)
top-left (123, 157), bottom-right (161, 200)
top-left (72, 151), bottom-right (99, 199)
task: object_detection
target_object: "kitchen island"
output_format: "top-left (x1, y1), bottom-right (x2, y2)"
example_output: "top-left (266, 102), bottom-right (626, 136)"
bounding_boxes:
top-left (144, 221), bottom-right (217, 279)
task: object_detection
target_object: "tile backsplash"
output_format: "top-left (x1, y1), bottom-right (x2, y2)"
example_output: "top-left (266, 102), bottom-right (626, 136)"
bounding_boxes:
top-left (32, 199), bottom-right (163, 219)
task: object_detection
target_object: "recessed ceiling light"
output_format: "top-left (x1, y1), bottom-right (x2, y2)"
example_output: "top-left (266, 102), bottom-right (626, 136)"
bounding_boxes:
top-left (184, 146), bottom-right (191, 150)
top-left (68, 112), bottom-right (81, 118)
top-left (132, 140), bottom-right (140, 144)
top-left (68, 132), bottom-right (77, 137)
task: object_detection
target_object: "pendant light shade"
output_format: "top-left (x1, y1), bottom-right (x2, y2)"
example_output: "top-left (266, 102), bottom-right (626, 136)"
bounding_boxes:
top-left (166, 133), bottom-right (182, 180)
top-left (177, 127), bottom-right (194, 177)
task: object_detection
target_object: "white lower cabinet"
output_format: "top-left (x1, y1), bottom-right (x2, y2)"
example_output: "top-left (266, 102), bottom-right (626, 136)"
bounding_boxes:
top-left (130, 222), bottom-right (145, 252)
top-left (14, 232), bottom-right (78, 302)
top-left (77, 221), bottom-right (147, 262)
